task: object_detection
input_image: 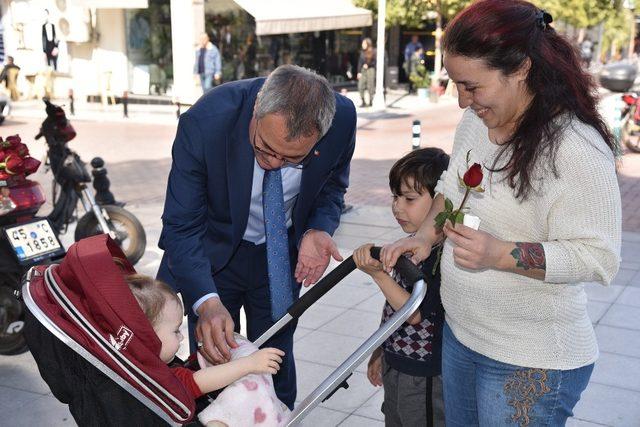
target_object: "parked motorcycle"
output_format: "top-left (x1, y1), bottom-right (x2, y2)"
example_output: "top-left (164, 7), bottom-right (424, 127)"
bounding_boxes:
top-left (0, 99), bottom-right (147, 355)
top-left (620, 91), bottom-right (640, 153)
top-left (37, 99), bottom-right (146, 264)
top-left (0, 138), bottom-right (66, 355)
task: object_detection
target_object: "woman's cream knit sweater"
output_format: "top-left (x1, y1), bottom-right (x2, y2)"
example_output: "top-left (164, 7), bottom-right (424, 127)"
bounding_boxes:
top-left (437, 109), bottom-right (621, 370)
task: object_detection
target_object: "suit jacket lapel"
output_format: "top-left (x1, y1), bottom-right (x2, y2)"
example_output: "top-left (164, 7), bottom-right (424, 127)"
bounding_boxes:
top-left (227, 113), bottom-right (254, 245)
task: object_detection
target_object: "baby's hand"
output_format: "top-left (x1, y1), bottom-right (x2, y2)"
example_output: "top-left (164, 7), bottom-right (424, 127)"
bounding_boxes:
top-left (353, 243), bottom-right (385, 277)
top-left (246, 347), bottom-right (284, 375)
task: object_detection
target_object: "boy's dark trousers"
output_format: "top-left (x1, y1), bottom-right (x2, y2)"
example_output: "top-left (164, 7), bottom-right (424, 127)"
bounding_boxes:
top-left (187, 237), bottom-right (300, 410)
top-left (381, 358), bottom-right (445, 427)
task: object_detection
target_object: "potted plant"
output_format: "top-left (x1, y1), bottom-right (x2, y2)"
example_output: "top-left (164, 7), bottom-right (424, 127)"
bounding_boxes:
top-left (410, 63), bottom-right (431, 99)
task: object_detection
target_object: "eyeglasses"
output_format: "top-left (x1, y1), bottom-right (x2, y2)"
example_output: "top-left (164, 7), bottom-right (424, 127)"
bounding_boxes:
top-left (251, 120), bottom-right (314, 170)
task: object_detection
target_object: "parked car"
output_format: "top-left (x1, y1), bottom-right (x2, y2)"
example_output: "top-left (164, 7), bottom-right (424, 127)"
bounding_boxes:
top-left (599, 62), bottom-right (638, 92)
top-left (0, 93), bottom-right (9, 124)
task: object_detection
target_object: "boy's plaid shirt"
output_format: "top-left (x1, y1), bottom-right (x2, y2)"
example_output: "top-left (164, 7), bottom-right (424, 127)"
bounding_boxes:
top-left (381, 265), bottom-right (436, 360)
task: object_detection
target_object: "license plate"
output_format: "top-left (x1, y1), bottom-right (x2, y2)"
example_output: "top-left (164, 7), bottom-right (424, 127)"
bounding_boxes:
top-left (3, 219), bottom-right (66, 265)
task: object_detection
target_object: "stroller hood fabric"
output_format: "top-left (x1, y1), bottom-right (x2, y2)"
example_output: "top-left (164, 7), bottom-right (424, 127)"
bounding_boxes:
top-left (24, 234), bottom-right (195, 424)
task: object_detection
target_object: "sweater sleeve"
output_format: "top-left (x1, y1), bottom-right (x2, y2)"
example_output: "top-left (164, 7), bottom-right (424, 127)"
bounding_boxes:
top-left (172, 367), bottom-right (203, 399)
top-left (541, 125), bottom-right (621, 286)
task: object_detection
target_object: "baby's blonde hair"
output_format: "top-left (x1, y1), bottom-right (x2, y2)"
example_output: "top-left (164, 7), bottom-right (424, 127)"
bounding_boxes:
top-left (124, 274), bottom-right (181, 327)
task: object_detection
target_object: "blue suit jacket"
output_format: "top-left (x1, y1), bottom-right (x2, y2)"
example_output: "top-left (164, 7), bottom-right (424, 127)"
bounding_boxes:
top-left (157, 78), bottom-right (357, 309)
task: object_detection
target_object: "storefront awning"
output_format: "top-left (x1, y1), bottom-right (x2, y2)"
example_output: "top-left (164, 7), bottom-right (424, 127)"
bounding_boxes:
top-left (232, 0), bottom-right (372, 35)
top-left (82, 0), bottom-right (148, 8)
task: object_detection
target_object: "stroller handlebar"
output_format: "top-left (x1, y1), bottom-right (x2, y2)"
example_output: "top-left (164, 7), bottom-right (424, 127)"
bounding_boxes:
top-left (288, 246), bottom-right (424, 319)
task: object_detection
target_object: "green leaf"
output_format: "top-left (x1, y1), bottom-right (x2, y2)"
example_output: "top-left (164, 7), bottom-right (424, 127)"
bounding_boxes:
top-left (465, 149), bottom-right (471, 165)
top-left (444, 198), bottom-right (453, 212)
top-left (454, 211), bottom-right (465, 224)
top-left (434, 211), bottom-right (449, 228)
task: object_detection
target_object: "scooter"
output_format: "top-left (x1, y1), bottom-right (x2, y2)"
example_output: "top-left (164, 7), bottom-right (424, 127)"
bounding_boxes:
top-left (620, 91), bottom-right (640, 153)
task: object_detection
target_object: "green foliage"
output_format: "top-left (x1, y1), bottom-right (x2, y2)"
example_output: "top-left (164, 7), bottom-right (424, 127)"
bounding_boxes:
top-left (409, 63), bottom-right (431, 88)
top-left (352, 0), bottom-right (471, 28)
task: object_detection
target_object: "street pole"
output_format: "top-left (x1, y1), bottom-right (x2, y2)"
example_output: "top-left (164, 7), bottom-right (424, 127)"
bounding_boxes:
top-left (371, 0), bottom-right (386, 111)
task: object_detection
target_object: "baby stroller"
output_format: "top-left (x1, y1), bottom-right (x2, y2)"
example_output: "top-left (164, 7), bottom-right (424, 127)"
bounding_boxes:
top-left (22, 235), bottom-right (427, 426)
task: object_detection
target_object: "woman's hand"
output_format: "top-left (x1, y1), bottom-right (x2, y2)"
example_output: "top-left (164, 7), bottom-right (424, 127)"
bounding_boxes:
top-left (443, 222), bottom-right (510, 270)
top-left (380, 235), bottom-right (432, 272)
top-left (367, 348), bottom-right (383, 387)
top-left (353, 243), bottom-right (385, 277)
top-left (246, 348), bottom-right (285, 375)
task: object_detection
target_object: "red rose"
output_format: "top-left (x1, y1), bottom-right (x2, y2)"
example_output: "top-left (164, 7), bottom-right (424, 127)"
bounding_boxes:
top-left (4, 135), bottom-right (21, 149)
top-left (23, 157), bottom-right (41, 175)
top-left (0, 170), bottom-right (10, 181)
top-left (13, 142), bottom-right (29, 158)
top-left (463, 163), bottom-right (483, 188)
top-left (3, 155), bottom-right (25, 175)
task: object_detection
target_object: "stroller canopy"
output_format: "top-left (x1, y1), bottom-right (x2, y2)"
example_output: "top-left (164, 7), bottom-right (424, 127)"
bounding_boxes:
top-left (23, 234), bottom-right (195, 425)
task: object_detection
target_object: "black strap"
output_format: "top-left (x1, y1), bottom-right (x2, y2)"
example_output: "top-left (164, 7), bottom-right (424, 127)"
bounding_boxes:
top-left (426, 376), bottom-right (434, 427)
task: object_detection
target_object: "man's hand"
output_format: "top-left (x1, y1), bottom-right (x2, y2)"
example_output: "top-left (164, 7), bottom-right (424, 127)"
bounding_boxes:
top-left (295, 229), bottom-right (343, 286)
top-left (196, 297), bottom-right (238, 364)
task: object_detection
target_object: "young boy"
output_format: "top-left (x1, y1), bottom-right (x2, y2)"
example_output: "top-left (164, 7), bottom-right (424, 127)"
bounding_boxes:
top-left (353, 147), bottom-right (449, 427)
top-left (124, 273), bottom-right (290, 426)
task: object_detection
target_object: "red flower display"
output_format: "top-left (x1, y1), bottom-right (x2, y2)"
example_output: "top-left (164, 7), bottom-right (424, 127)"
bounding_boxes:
top-left (0, 134), bottom-right (41, 180)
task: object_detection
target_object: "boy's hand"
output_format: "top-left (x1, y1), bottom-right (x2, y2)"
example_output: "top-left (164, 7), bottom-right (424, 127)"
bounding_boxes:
top-left (367, 348), bottom-right (383, 387)
top-left (353, 243), bottom-right (385, 277)
top-left (246, 348), bottom-right (285, 375)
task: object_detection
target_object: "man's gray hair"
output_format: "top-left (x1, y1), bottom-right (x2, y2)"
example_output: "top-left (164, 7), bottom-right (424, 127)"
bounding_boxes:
top-left (255, 65), bottom-right (336, 140)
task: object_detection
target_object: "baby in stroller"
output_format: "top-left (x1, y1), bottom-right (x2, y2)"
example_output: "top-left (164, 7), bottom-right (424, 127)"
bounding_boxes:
top-left (124, 271), bottom-right (291, 426)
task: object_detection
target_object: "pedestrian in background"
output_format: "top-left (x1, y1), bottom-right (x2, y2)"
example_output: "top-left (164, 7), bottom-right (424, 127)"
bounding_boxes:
top-left (194, 32), bottom-right (222, 94)
top-left (381, 0), bottom-right (621, 424)
top-left (357, 37), bottom-right (376, 107)
top-left (404, 34), bottom-right (423, 84)
top-left (0, 56), bottom-right (20, 100)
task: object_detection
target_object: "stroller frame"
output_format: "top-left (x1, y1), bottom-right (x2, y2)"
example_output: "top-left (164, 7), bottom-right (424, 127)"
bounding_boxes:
top-left (23, 246), bottom-right (426, 426)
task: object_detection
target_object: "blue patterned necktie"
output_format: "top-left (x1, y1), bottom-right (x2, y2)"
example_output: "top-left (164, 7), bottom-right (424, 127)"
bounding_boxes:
top-left (263, 169), bottom-right (294, 321)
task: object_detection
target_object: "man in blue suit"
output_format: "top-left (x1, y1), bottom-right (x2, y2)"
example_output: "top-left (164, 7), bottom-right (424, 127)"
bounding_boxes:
top-left (157, 65), bottom-right (357, 408)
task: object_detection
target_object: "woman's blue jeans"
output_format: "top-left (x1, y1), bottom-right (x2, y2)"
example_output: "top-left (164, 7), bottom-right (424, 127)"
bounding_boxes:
top-left (442, 322), bottom-right (593, 426)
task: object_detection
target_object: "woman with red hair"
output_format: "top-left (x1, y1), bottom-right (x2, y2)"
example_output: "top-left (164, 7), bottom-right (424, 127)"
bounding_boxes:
top-left (381, 0), bottom-right (621, 424)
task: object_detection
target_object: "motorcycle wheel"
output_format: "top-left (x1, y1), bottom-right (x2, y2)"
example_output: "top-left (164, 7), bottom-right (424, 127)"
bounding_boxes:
top-left (75, 205), bottom-right (147, 265)
top-left (0, 283), bottom-right (28, 355)
top-left (622, 120), bottom-right (640, 153)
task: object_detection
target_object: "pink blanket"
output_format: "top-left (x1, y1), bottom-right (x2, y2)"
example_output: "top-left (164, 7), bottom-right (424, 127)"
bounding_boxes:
top-left (197, 335), bottom-right (291, 426)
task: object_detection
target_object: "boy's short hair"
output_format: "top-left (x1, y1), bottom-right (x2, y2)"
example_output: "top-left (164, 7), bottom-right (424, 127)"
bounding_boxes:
top-left (389, 147), bottom-right (450, 197)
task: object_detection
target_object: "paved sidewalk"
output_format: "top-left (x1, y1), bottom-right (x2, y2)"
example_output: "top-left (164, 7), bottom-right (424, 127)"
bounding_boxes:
top-left (1, 202), bottom-right (640, 426)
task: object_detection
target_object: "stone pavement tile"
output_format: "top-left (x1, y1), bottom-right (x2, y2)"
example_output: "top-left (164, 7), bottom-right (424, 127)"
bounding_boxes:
top-left (628, 270), bottom-right (640, 288)
top-left (319, 309), bottom-right (382, 339)
top-left (0, 352), bottom-right (52, 395)
top-left (298, 304), bottom-right (348, 330)
top-left (617, 286), bottom-right (640, 307)
top-left (295, 327), bottom-right (314, 343)
top-left (353, 388), bottom-right (384, 421)
top-left (572, 382), bottom-right (640, 427)
top-left (590, 352), bottom-right (640, 392)
top-left (340, 206), bottom-right (397, 229)
top-left (599, 303), bottom-right (640, 331)
top-left (311, 283), bottom-right (379, 310)
top-left (298, 406), bottom-right (349, 426)
top-left (356, 292), bottom-right (387, 314)
top-left (321, 371), bottom-right (379, 414)
top-left (595, 325), bottom-right (640, 358)
top-left (583, 283), bottom-right (624, 304)
top-left (339, 414), bottom-right (385, 426)
top-left (566, 419), bottom-right (610, 427)
top-left (295, 330), bottom-right (367, 368)
top-left (621, 241), bottom-right (640, 262)
top-left (3, 394), bottom-right (75, 426)
top-left (587, 300), bottom-right (611, 324)
top-left (0, 384), bottom-right (43, 413)
top-left (335, 235), bottom-right (382, 253)
top-left (376, 227), bottom-right (408, 243)
top-left (610, 268), bottom-right (638, 288)
top-left (334, 223), bottom-right (394, 240)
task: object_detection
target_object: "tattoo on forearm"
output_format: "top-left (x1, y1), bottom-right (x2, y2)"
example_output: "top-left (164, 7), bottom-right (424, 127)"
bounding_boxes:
top-left (510, 243), bottom-right (546, 271)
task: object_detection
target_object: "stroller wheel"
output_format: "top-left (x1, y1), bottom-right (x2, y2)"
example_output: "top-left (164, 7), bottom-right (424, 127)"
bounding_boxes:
top-left (0, 284), bottom-right (29, 355)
